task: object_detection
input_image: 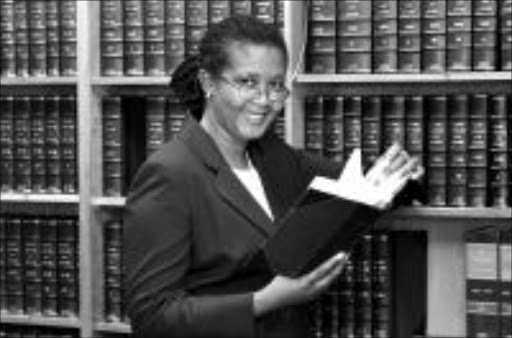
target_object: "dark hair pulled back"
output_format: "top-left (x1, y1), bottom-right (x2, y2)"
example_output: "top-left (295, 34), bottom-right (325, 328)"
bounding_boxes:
top-left (169, 15), bottom-right (288, 120)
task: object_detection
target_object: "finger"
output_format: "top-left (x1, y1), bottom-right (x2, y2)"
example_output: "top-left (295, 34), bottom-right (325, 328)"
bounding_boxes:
top-left (313, 258), bottom-right (347, 291)
top-left (393, 156), bottom-right (420, 180)
top-left (366, 144), bottom-right (403, 182)
top-left (386, 150), bottom-right (410, 175)
top-left (307, 252), bottom-right (347, 284)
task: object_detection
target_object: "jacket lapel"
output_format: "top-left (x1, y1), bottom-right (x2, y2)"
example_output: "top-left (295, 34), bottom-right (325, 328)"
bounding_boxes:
top-left (178, 119), bottom-right (274, 236)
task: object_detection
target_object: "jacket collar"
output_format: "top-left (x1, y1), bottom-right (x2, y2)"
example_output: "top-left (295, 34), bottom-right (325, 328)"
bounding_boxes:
top-left (178, 118), bottom-right (274, 236)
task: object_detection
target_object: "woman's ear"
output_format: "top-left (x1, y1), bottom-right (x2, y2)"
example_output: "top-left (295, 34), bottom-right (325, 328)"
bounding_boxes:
top-left (198, 69), bottom-right (214, 99)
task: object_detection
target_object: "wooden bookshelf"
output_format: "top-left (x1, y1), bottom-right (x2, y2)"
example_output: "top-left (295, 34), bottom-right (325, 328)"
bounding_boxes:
top-left (0, 194), bottom-right (80, 204)
top-left (0, 314), bottom-right (81, 329)
top-left (94, 322), bottom-right (132, 335)
top-left (0, 77), bottom-right (78, 86)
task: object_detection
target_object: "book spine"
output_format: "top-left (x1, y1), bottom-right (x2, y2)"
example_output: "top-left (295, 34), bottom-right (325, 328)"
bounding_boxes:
top-left (339, 259), bottom-right (355, 338)
top-left (13, 96), bottom-right (32, 193)
top-left (102, 96), bottom-right (124, 197)
top-left (57, 217), bottom-right (79, 317)
top-left (304, 95), bottom-right (324, 157)
top-left (5, 217), bottom-right (23, 314)
top-left (123, 0), bottom-right (144, 76)
top-left (398, 0), bottom-right (421, 73)
top-left (252, 0), bottom-right (277, 25)
top-left (145, 96), bottom-right (167, 155)
top-left (488, 94), bottom-right (509, 207)
top-left (13, 0), bottom-right (29, 77)
top-left (323, 95), bottom-right (344, 162)
top-left (60, 95), bottom-right (78, 194)
top-left (209, 1), bottom-right (231, 25)
top-left (362, 96), bottom-right (382, 170)
top-left (271, 111), bottom-right (285, 141)
top-left (465, 226), bottom-right (500, 338)
top-left (1, 0), bottom-right (16, 77)
top-left (28, 0), bottom-right (46, 77)
top-left (0, 96), bottom-right (14, 192)
top-left (22, 217), bottom-right (42, 315)
top-left (307, 0), bottom-right (336, 74)
top-left (0, 216), bottom-right (6, 312)
top-left (104, 220), bottom-right (124, 322)
top-left (499, 228), bottom-right (512, 338)
top-left (372, 231), bottom-right (392, 338)
top-left (382, 95), bottom-right (406, 149)
top-left (101, 0), bottom-right (124, 76)
top-left (46, 96), bottom-right (62, 193)
top-left (46, 0), bottom-right (60, 77)
top-left (343, 96), bottom-right (363, 163)
top-left (425, 95), bottom-right (448, 206)
top-left (30, 96), bottom-right (47, 193)
top-left (354, 234), bottom-right (373, 338)
top-left (500, 0), bottom-right (512, 70)
top-left (472, 0), bottom-right (498, 71)
top-left (164, 0), bottom-right (185, 75)
top-left (143, 0), bottom-right (165, 76)
top-left (337, 0), bottom-right (372, 73)
top-left (59, 0), bottom-right (77, 76)
top-left (446, 0), bottom-right (472, 71)
top-left (421, 0), bottom-right (446, 72)
top-left (41, 218), bottom-right (58, 316)
top-left (165, 96), bottom-right (187, 141)
top-left (467, 94), bottom-right (489, 207)
top-left (373, 0), bottom-right (398, 73)
top-left (447, 94), bottom-right (469, 207)
top-left (185, 0), bottom-right (208, 58)
top-left (231, 0), bottom-right (252, 16)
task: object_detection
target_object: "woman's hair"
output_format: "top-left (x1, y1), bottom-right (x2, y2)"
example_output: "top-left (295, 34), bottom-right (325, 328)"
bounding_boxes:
top-left (169, 15), bottom-right (288, 120)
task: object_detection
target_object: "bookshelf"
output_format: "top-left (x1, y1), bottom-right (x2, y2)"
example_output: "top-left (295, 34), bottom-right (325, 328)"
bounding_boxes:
top-left (0, 1), bottom-right (511, 337)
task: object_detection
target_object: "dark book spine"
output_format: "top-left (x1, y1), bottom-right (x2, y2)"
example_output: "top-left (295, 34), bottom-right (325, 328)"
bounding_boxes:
top-left (104, 220), bottom-right (124, 322)
top-left (421, 0), bottom-right (446, 72)
top-left (310, 295), bottom-right (324, 338)
top-left (209, 1), bottom-right (231, 25)
top-left (0, 216), bottom-right (6, 313)
top-left (5, 217), bottom-right (23, 314)
top-left (472, 0), bottom-right (498, 71)
top-left (447, 94), bottom-right (469, 207)
top-left (102, 96), bottom-right (124, 196)
top-left (0, 96), bottom-right (14, 192)
top-left (185, 0), bottom-right (208, 58)
top-left (57, 217), bottom-right (78, 317)
top-left (272, 111), bottom-right (285, 141)
top-left (252, 0), bottom-right (277, 25)
top-left (60, 96), bottom-right (77, 194)
top-left (398, 0), bottom-right (421, 73)
top-left (339, 259), bottom-right (355, 338)
top-left (373, 0), bottom-right (398, 73)
top-left (362, 96), bottom-right (382, 170)
top-left (337, 0), bottom-right (372, 73)
top-left (28, 0), bottom-right (46, 77)
top-left (59, 0), bottom-right (77, 76)
top-left (499, 228), bottom-right (512, 338)
top-left (1, 0), bottom-right (16, 77)
top-left (231, 0), bottom-right (252, 16)
top-left (465, 226), bottom-right (500, 338)
top-left (307, 0), bottom-right (336, 74)
top-left (13, 96), bottom-right (31, 193)
top-left (382, 95), bottom-right (406, 149)
top-left (446, 0), bottom-right (472, 71)
top-left (41, 218), bottom-right (58, 316)
top-left (164, 0), bottom-right (185, 75)
top-left (426, 95), bottom-right (448, 206)
top-left (304, 95), bottom-right (324, 157)
top-left (123, 0), bottom-right (144, 76)
top-left (165, 96), bottom-right (187, 141)
top-left (143, 0), bottom-right (165, 76)
top-left (31, 97), bottom-right (47, 193)
top-left (354, 234), bottom-right (373, 338)
top-left (343, 96), bottom-right (363, 163)
top-left (101, 0), bottom-right (124, 76)
top-left (372, 231), bottom-right (392, 338)
top-left (145, 96), bottom-right (167, 155)
top-left (323, 95), bottom-right (344, 162)
top-left (23, 217), bottom-right (42, 315)
top-left (467, 94), bottom-right (489, 207)
top-left (13, 0), bottom-right (29, 77)
top-left (46, 0), bottom-right (60, 77)
top-left (45, 96), bottom-right (62, 193)
top-left (488, 94), bottom-right (509, 207)
top-left (500, 0), bottom-right (512, 70)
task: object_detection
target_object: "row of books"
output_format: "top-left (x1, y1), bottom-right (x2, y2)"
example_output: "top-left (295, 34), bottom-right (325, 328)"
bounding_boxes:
top-left (0, 96), bottom-right (78, 195)
top-left (0, 0), bottom-right (77, 78)
top-left (309, 230), bottom-right (427, 338)
top-left (101, 0), bottom-right (284, 76)
top-left (101, 96), bottom-right (284, 196)
top-left (304, 93), bottom-right (511, 208)
top-left (465, 225), bottom-right (511, 338)
top-left (0, 215), bottom-right (79, 318)
top-left (0, 325), bottom-right (78, 338)
top-left (307, 0), bottom-right (512, 73)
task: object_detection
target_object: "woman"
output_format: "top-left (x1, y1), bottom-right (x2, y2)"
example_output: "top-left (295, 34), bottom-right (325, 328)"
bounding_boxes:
top-left (123, 15), bottom-right (421, 337)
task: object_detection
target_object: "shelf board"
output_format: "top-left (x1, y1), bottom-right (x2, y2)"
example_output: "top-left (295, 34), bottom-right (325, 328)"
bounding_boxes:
top-left (294, 72), bottom-right (512, 84)
top-left (95, 322), bottom-right (132, 334)
top-left (0, 76), bottom-right (78, 86)
top-left (92, 196), bottom-right (126, 207)
top-left (391, 207), bottom-right (512, 219)
top-left (0, 193), bottom-right (80, 203)
top-left (91, 76), bottom-right (170, 86)
top-left (0, 313), bottom-right (81, 328)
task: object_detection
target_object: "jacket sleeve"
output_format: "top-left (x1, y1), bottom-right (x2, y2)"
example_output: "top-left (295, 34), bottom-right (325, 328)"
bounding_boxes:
top-left (122, 158), bottom-right (256, 337)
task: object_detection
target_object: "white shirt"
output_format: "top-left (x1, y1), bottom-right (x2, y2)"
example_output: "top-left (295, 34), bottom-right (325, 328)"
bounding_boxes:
top-left (232, 157), bottom-right (274, 220)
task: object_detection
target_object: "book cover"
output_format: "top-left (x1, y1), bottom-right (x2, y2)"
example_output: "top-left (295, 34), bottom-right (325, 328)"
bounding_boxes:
top-left (45, 96), bottom-right (62, 193)
top-left (304, 95), bottom-right (324, 157)
top-left (123, 0), bottom-right (144, 76)
top-left (0, 0), bottom-right (15, 77)
top-left (101, 0), bottom-right (124, 76)
top-left (145, 96), bottom-right (167, 155)
top-left (22, 218), bottom-right (42, 315)
top-left (104, 220), bottom-right (124, 323)
top-left (323, 95), bottom-right (344, 162)
top-left (60, 95), bottom-right (77, 194)
top-left (59, 0), bottom-right (76, 76)
top-left (0, 96), bottom-right (14, 193)
top-left (102, 96), bottom-right (124, 197)
top-left (41, 217), bottom-right (58, 316)
top-left (46, 0), bottom-right (61, 77)
top-left (143, 0), bottom-right (165, 76)
top-left (306, 0), bottom-right (336, 74)
top-left (57, 217), bottom-right (78, 317)
top-left (488, 95), bottom-right (509, 207)
top-left (13, 96), bottom-right (31, 193)
top-left (30, 96), bottom-right (47, 193)
top-left (28, 0), bottom-right (47, 77)
top-left (13, 0), bottom-right (29, 77)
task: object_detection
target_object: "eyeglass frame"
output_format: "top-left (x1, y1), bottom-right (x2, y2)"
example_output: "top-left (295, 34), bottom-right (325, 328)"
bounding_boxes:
top-left (214, 75), bottom-right (290, 103)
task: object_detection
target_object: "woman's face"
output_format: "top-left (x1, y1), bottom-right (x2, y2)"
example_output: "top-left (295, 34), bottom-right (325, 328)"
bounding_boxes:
top-left (204, 42), bottom-right (288, 144)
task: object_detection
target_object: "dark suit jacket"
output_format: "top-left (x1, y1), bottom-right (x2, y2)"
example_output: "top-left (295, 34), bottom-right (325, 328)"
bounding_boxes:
top-left (123, 118), bottom-right (343, 337)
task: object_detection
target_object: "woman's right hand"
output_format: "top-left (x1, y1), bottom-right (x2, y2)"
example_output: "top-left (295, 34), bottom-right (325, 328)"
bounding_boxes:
top-left (253, 251), bottom-right (348, 317)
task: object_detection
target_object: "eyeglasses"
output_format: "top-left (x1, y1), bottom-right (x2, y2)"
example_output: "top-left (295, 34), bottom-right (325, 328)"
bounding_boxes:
top-left (216, 75), bottom-right (290, 102)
